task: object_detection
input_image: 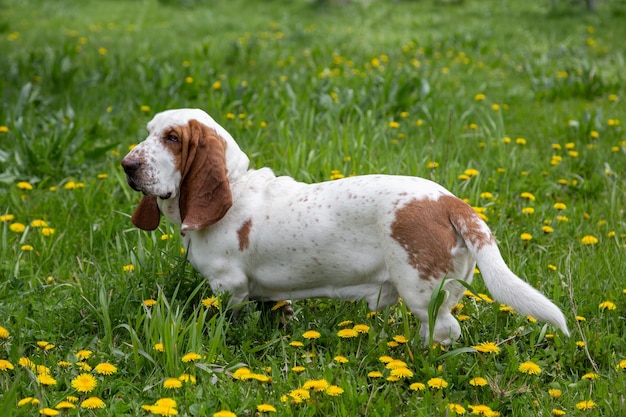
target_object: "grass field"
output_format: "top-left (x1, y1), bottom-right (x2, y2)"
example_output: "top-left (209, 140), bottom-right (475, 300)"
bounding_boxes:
top-left (1, 0), bottom-right (625, 415)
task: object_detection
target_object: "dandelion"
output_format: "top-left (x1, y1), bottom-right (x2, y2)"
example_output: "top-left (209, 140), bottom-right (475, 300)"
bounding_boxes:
top-left (154, 343), bottom-right (164, 352)
top-left (17, 181), bottom-right (33, 190)
top-left (232, 367), bottom-right (252, 380)
top-left (55, 401), bottom-right (76, 410)
top-left (0, 359), bottom-right (14, 371)
top-left (470, 377), bottom-right (488, 387)
top-left (71, 373), bottom-right (97, 392)
top-left (520, 192), bottom-right (536, 201)
top-left (291, 365), bottom-right (305, 373)
top-left (469, 404), bottom-right (497, 415)
top-left (122, 264), bottom-right (134, 272)
top-left (181, 352), bottom-right (202, 362)
top-left (368, 371), bottom-right (383, 378)
top-left (9, 223), bottom-right (26, 233)
top-left (75, 350), bottom-right (93, 360)
top-left (599, 301), bottom-right (616, 311)
top-left (0, 326), bottom-right (10, 340)
top-left (548, 388), bottom-right (562, 398)
top-left (391, 367), bottom-right (414, 379)
top-left (427, 377), bottom-right (448, 389)
top-left (582, 372), bottom-right (599, 380)
top-left (520, 233), bottom-right (533, 241)
top-left (334, 355), bottom-right (348, 364)
top-left (41, 227), bottom-right (55, 236)
top-left (212, 81), bottom-right (222, 90)
top-left (581, 235), bottom-right (599, 245)
top-left (94, 362), bottom-right (117, 375)
top-left (518, 361), bottom-right (542, 375)
top-left (473, 342), bottom-right (500, 354)
top-left (80, 397), bottom-right (105, 409)
top-left (64, 181), bottom-right (85, 189)
top-left (575, 400), bottom-right (596, 411)
top-left (37, 373), bottom-right (57, 386)
top-left (392, 335), bottom-right (409, 344)
top-left (385, 360), bottom-right (408, 370)
top-left (18, 397), bottom-right (37, 406)
top-left (19, 357), bottom-right (35, 369)
top-left (289, 341), bottom-right (304, 347)
top-left (448, 403), bottom-right (466, 414)
top-left (288, 388), bottom-right (310, 403)
top-left (576, 341), bottom-right (586, 348)
top-left (553, 203), bottom-right (567, 210)
top-left (302, 330), bottom-right (321, 340)
top-left (337, 328), bottom-right (358, 338)
top-left (179, 373), bottom-right (197, 384)
top-left (0, 125), bottom-right (8, 132)
top-left (616, 359), bottom-right (626, 370)
top-left (474, 93), bottom-right (486, 101)
top-left (409, 382), bottom-right (426, 391)
top-left (144, 299), bottom-right (157, 307)
top-left (352, 324), bottom-right (370, 333)
top-left (516, 137), bottom-right (526, 145)
top-left (552, 408), bottom-right (566, 416)
top-left (140, 105), bottom-right (151, 112)
top-left (257, 404), bottom-right (276, 413)
top-left (164, 378), bottom-right (183, 389)
top-left (522, 207), bottom-right (535, 215)
top-left (543, 226), bottom-right (554, 233)
top-left (39, 408), bottom-right (60, 416)
top-left (325, 385), bottom-right (344, 396)
top-left (303, 379), bottom-right (330, 391)
top-left (202, 296), bottom-right (219, 308)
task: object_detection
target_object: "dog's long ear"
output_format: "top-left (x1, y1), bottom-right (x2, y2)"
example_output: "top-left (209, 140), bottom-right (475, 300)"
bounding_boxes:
top-left (131, 195), bottom-right (161, 231)
top-left (179, 119), bottom-right (233, 232)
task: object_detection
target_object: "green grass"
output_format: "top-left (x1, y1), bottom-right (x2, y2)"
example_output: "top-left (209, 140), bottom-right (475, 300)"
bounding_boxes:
top-left (1, 0), bottom-right (625, 415)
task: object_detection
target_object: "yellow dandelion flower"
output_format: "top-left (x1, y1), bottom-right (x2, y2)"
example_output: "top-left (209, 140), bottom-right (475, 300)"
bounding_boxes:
top-left (40, 227), bottom-right (55, 236)
top-left (334, 355), bottom-right (348, 364)
top-left (303, 379), bottom-right (330, 392)
top-left (57, 361), bottom-right (71, 368)
top-left (337, 328), bottom-right (358, 338)
top-left (232, 367), bottom-right (251, 380)
top-left (548, 389), bottom-right (562, 399)
top-left (37, 373), bottom-right (57, 386)
top-left (474, 93), bottom-right (486, 101)
top-left (81, 397), bottom-right (105, 409)
top-left (448, 403), bottom-right (466, 414)
top-left (122, 264), bottom-right (134, 272)
top-left (55, 401), bottom-right (76, 410)
top-left (427, 377), bottom-right (448, 389)
top-left (181, 352), bottom-right (202, 362)
top-left (19, 357), bottom-right (35, 369)
top-left (473, 342), bottom-right (500, 354)
top-left (291, 365), bottom-right (305, 373)
top-left (337, 320), bottom-right (353, 327)
top-left (385, 360), bottom-right (408, 370)
top-left (576, 341), bottom-right (586, 347)
top-left (352, 324), bottom-right (370, 333)
top-left (391, 367), bottom-right (414, 379)
top-left (516, 137), bottom-right (527, 145)
top-left (0, 359), bottom-right (14, 371)
top-left (288, 388), bottom-right (310, 403)
top-left (470, 377), bottom-right (488, 387)
top-left (154, 343), bottom-right (164, 352)
top-left (0, 326), bottom-right (10, 339)
top-left (520, 192), bottom-right (536, 201)
top-left (9, 223), bottom-right (26, 233)
top-left (518, 361), bottom-right (541, 375)
top-left (520, 233), bottom-right (533, 241)
top-left (30, 219), bottom-right (48, 227)
top-left (552, 408), bottom-right (566, 416)
top-left (144, 299), bottom-right (157, 307)
top-left (522, 207), bottom-right (535, 215)
top-left (582, 372), bottom-right (599, 380)
top-left (325, 385), bottom-right (344, 396)
top-left (553, 202), bottom-right (567, 210)
top-left (71, 373), bottom-right (97, 392)
top-left (575, 400), bottom-right (596, 411)
top-left (179, 373), bottom-right (197, 384)
top-left (39, 408), bottom-right (60, 416)
top-left (201, 296), bottom-right (219, 308)
top-left (94, 362), bottom-right (117, 375)
top-left (616, 359), bottom-right (626, 370)
top-left (409, 382), bottom-right (426, 391)
top-left (302, 330), bottom-right (321, 340)
top-left (140, 105), bottom-right (151, 112)
top-left (17, 181), bottom-right (33, 190)
top-left (289, 341), bottom-right (304, 347)
top-left (0, 125), bottom-right (8, 133)
top-left (392, 335), bottom-right (409, 344)
top-left (257, 404), bottom-right (276, 413)
top-left (599, 301), bottom-right (616, 311)
top-left (368, 371), bottom-right (383, 378)
top-left (543, 226), bottom-right (554, 233)
top-left (75, 350), bottom-right (92, 360)
top-left (581, 235), bottom-right (599, 245)
top-left (163, 377), bottom-right (183, 389)
top-left (469, 405), bottom-right (496, 415)
top-left (212, 81), bottom-right (222, 90)
top-left (378, 356), bottom-right (394, 363)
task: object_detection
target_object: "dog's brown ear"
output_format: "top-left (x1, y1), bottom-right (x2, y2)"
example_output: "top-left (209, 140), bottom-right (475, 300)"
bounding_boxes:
top-left (131, 195), bottom-right (161, 231)
top-left (179, 119), bottom-right (233, 232)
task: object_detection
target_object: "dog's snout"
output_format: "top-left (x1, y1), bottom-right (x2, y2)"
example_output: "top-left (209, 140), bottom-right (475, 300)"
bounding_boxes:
top-left (121, 157), bottom-right (141, 174)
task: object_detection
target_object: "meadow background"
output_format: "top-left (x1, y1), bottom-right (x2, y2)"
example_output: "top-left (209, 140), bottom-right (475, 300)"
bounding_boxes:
top-left (1, 0), bottom-right (625, 415)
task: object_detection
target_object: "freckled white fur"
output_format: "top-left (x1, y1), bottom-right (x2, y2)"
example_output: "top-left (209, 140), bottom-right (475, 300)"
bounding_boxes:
top-left (127, 108), bottom-right (569, 345)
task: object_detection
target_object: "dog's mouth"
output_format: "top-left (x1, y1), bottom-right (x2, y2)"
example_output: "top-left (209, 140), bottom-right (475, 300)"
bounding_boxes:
top-left (126, 176), bottom-right (172, 200)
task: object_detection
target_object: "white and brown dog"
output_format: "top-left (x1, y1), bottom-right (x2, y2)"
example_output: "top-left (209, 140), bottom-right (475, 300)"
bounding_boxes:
top-left (122, 108), bottom-right (569, 344)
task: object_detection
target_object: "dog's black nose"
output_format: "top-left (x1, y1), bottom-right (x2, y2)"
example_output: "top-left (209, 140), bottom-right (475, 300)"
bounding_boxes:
top-left (121, 157), bottom-right (141, 174)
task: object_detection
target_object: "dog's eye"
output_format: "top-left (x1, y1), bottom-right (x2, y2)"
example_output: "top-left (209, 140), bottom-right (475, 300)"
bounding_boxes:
top-left (165, 134), bottom-right (179, 143)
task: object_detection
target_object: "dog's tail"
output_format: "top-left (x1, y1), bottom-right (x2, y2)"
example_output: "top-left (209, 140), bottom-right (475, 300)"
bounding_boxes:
top-left (449, 199), bottom-right (570, 336)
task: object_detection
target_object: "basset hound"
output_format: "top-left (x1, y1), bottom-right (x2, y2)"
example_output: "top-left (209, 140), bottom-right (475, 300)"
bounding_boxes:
top-left (121, 108), bottom-right (569, 344)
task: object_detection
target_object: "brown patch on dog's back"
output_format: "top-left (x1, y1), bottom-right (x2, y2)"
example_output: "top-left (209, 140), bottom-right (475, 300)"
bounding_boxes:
top-left (237, 219), bottom-right (253, 251)
top-left (439, 195), bottom-right (494, 251)
top-left (390, 197), bottom-right (458, 280)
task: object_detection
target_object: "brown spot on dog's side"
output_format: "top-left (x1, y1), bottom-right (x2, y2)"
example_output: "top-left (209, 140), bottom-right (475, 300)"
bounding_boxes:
top-left (237, 219), bottom-right (253, 251)
top-left (390, 197), bottom-right (457, 280)
top-left (439, 195), bottom-right (494, 251)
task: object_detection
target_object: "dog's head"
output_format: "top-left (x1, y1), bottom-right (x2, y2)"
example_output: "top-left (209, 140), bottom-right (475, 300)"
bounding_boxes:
top-left (121, 109), bottom-right (249, 232)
